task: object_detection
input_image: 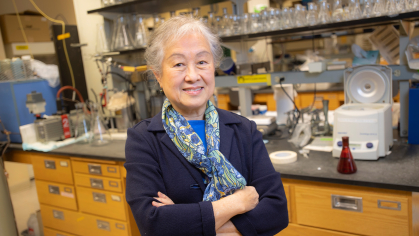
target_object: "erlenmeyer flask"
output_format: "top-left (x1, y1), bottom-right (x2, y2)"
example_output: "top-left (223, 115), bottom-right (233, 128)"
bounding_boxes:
top-left (282, 7), bottom-right (293, 29)
top-left (337, 136), bottom-right (357, 174)
top-left (112, 15), bottom-right (134, 51)
top-left (89, 103), bottom-right (111, 146)
top-left (386, 0), bottom-right (398, 14)
top-left (133, 14), bottom-right (148, 48)
top-left (306, 3), bottom-right (318, 25)
top-left (363, 0), bottom-right (374, 17)
top-left (332, 0), bottom-right (344, 22)
top-left (351, 1), bottom-right (363, 19)
top-left (318, 1), bottom-right (331, 24)
top-left (96, 23), bottom-right (110, 53)
top-left (372, 0), bottom-right (386, 16)
top-left (74, 102), bottom-right (91, 144)
top-left (294, 4), bottom-right (306, 27)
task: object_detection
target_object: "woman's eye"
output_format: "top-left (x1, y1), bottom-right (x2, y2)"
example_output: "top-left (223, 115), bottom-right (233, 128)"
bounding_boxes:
top-left (174, 63), bottom-right (183, 67)
top-left (198, 61), bottom-right (207, 65)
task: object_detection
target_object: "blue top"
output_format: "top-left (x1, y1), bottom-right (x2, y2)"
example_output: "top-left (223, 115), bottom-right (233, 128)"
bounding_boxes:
top-left (125, 108), bottom-right (288, 236)
top-left (188, 120), bottom-right (207, 152)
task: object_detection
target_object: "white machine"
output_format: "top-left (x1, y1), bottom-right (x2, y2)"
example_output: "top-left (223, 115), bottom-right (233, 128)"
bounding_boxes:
top-left (332, 65), bottom-right (393, 160)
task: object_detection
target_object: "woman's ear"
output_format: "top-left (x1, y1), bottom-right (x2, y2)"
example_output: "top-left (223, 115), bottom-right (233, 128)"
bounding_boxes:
top-left (151, 69), bottom-right (162, 87)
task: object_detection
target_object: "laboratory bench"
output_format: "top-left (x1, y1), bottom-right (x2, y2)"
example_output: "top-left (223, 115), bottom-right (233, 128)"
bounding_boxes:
top-left (5, 132), bottom-right (419, 236)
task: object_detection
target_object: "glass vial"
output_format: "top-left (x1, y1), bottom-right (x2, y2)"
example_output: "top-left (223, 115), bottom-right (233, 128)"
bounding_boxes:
top-left (337, 136), bottom-right (357, 174)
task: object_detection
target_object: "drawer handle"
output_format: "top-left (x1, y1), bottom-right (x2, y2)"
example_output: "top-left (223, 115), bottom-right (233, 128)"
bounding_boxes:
top-left (97, 220), bottom-right (110, 231)
top-left (44, 160), bottom-right (56, 169)
top-left (109, 181), bottom-right (119, 188)
top-left (63, 187), bottom-right (72, 193)
top-left (88, 164), bottom-right (102, 175)
top-left (90, 178), bottom-right (104, 189)
top-left (48, 185), bottom-right (60, 195)
top-left (93, 192), bottom-right (107, 203)
top-left (107, 166), bottom-right (117, 173)
top-left (331, 194), bottom-right (363, 212)
top-left (52, 210), bottom-right (64, 220)
top-left (378, 200), bottom-right (401, 211)
top-left (116, 223), bottom-right (125, 230)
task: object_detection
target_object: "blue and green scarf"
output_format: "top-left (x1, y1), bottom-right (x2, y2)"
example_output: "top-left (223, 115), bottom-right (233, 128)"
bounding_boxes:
top-left (162, 99), bottom-right (246, 202)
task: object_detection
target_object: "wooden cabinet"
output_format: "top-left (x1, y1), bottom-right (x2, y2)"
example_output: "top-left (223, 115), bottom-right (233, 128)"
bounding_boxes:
top-left (72, 160), bottom-right (121, 179)
top-left (74, 173), bottom-right (123, 193)
top-left (40, 204), bottom-right (86, 236)
top-left (31, 154), bottom-right (73, 185)
top-left (277, 223), bottom-right (356, 236)
top-left (35, 180), bottom-right (77, 211)
top-left (44, 227), bottom-right (77, 236)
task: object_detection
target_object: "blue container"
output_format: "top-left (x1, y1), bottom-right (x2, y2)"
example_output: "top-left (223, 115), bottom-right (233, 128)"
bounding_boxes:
top-left (408, 88), bottom-right (419, 144)
top-left (0, 79), bottom-right (59, 143)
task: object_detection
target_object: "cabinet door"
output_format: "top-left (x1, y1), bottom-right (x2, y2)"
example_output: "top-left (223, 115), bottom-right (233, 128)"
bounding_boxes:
top-left (295, 186), bottom-right (409, 236)
top-left (80, 213), bottom-right (129, 236)
top-left (35, 180), bottom-right (77, 211)
top-left (32, 155), bottom-right (73, 185)
top-left (40, 204), bottom-right (86, 236)
top-left (76, 186), bottom-right (126, 221)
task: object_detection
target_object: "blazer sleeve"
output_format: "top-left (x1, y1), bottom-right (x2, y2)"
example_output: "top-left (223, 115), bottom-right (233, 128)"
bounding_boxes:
top-left (230, 121), bottom-right (289, 236)
top-left (124, 126), bottom-right (216, 236)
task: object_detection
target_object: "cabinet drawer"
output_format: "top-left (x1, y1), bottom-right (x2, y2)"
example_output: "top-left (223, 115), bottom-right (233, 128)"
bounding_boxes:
top-left (76, 186), bottom-right (126, 221)
top-left (72, 161), bottom-right (120, 178)
top-left (80, 213), bottom-right (129, 236)
top-left (295, 186), bottom-right (409, 236)
top-left (75, 173), bottom-right (122, 193)
top-left (32, 155), bottom-right (73, 185)
top-left (35, 180), bottom-right (77, 211)
top-left (40, 204), bottom-right (86, 236)
top-left (44, 227), bottom-right (77, 236)
top-left (276, 223), bottom-right (355, 236)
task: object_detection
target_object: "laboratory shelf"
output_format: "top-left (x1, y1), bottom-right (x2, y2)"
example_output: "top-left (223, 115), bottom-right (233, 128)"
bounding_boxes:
top-left (87, 0), bottom-right (226, 15)
top-left (101, 47), bottom-right (146, 56)
top-left (221, 10), bottom-right (419, 42)
top-left (214, 65), bottom-right (417, 87)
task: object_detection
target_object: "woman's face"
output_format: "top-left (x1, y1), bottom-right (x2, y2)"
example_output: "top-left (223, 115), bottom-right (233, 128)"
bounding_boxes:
top-left (154, 33), bottom-right (215, 118)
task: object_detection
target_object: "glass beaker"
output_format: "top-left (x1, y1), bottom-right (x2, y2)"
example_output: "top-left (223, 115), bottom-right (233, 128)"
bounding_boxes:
top-left (74, 102), bottom-right (91, 144)
top-left (318, 1), bottom-right (331, 24)
top-left (111, 15), bottom-right (134, 51)
top-left (89, 103), bottom-right (111, 146)
top-left (337, 136), bottom-right (357, 174)
top-left (96, 23), bottom-right (110, 53)
top-left (306, 3), bottom-right (318, 26)
top-left (133, 14), bottom-right (148, 48)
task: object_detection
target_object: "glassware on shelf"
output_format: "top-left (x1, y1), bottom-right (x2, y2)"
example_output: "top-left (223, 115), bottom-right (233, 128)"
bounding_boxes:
top-left (250, 12), bottom-right (263, 33)
top-left (337, 136), bottom-right (357, 174)
top-left (242, 13), bottom-right (251, 34)
top-left (289, 7), bottom-right (296, 27)
top-left (306, 3), bottom-right (318, 25)
top-left (294, 4), bottom-right (306, 27)
top-left (170, 11), bottom-right (176, 18)
top-left (318, 1), bottom-right (331, 24)
top-left (274, 8), bottom-right (282, 30)
top-left (221, 8), bottom-right (232, 36)
top-left (231, 15), bottom-right (242, 35)
top-left (89, 103), bottom-right (111, 146)
top-left (73, 102), bottom-right (91, 144)
top-left (111, 15), bottom-right (134, 51)
top-left (96, 23), bottom-right (110, 53)
top-left (372, 0), bottom-right (386, 16)
top-left (332, 0), bottom-right (344, 22)
top-left (132, 14), bottom-right (148, 48)
top-left (386, 0), bottom-right (398, 14)
top-left (153, 15), bottom-right (162, 29)
top-left (261, 9), bottom-right (271, 32)
top-left (413, 0), bottom-right (419, 10)
top-left (215, 16), bottom-right (223, 36)
top-left (363, 0), bottom-right (374, 17)
top-left (351, 0), bottom-right (363, 19)
top-left (193, 7), bottom-right (200, 17)
top-left (282, 7), bottom-right (293, 29)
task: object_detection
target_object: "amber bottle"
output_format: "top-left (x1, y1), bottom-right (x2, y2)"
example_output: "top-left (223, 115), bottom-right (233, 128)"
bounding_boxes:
top-left (337, 136), bottom-right (357, 174)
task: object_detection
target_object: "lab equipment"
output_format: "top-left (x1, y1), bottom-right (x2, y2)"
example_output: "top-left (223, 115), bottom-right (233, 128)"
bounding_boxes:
top-left (73, 102), bottom-right (91, 143)
top-left (90, 103), bottom-right (111, 146)
top-left (269, 151), bottom-right (297, 164)
top-left (34, 116), bottom-right (65, 143)
top-left (26, 91), bottom-right (46, 117)
top-left (288, 122), bottom-right (312, 148)
top-left (332, 65), bottom-right (393, 160)
top-left (111, 15), bottom-right (134, 51)
top-left (0, 79), bottom-right (59, 142)
top-left (107, 92), bottom-right (136, 132)
top-left (247, 115), bottom-right (277, 135)
top-left (337, 136), bottom-right (357, 174)
top-left (311, 100), bottom-right (331, 136)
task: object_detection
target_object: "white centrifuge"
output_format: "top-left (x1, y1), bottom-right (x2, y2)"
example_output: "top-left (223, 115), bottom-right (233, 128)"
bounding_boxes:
top-left (332, 65), bottom-right (393, 160)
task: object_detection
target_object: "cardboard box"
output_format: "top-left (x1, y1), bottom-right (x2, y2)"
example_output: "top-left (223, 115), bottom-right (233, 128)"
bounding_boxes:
top-left (0, 14), bottom-right (51, 44)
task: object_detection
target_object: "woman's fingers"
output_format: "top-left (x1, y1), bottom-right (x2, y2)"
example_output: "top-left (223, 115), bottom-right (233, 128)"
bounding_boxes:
top-left (152, 201), bottom-right (165, 207)
top-left (152, 192), bottom-right (175, 207)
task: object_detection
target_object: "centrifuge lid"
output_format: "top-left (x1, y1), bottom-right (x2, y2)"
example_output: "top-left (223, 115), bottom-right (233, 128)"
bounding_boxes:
top-left (344, 65), bottom-right (392, 104)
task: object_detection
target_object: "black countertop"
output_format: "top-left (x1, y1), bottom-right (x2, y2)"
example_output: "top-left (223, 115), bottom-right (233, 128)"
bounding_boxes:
top-left (8, 133), bottom-right (419, 192)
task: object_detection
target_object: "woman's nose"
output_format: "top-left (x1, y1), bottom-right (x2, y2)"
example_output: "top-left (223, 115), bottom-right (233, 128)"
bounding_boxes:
top-left (185, 66), bottom-right (200, 82)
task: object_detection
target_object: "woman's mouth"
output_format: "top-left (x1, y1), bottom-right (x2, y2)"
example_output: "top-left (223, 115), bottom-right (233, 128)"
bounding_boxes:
top-left (183, 87), bottom-right (203, 95)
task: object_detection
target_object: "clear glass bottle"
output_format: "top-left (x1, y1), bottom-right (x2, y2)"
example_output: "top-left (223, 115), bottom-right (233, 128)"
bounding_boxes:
top-left (89, 103), bottom-right (111, 146)
top-left (74, 102), bottom-right (91, 144)
top-left (337, 136), bottom-right (357, 174)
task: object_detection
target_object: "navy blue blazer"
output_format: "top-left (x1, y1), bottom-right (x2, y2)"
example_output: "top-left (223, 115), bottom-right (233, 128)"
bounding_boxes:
top-left (125, 108), bottom-right (288, 236)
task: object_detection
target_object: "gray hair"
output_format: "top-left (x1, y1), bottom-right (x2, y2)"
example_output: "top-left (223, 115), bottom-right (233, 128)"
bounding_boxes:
top-left (144, 16), bottom-right (223, 76)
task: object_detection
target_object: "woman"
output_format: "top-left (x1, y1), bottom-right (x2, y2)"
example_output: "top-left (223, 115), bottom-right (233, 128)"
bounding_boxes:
top-left (125, 16), bottom-right (288, 236)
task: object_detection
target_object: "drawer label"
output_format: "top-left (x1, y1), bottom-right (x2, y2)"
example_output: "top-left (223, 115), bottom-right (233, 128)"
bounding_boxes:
top-left (111, 195), bottom-right (121, 202)
top-left (61, 192), bottom-right (74, 198)
top-left (60, 161), bottom-right (68, 167)
top-left (237, 74), bottom-right (271, 85)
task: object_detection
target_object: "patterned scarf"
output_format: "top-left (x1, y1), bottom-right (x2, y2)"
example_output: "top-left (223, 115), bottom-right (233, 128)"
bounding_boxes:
top-left (161, 98), bottom-right (247, 201)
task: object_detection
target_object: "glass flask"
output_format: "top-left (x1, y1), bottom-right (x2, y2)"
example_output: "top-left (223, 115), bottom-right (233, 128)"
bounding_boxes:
top-left (261, 9), bottom-right (270, 32)
top-left (282, 7), bottom-right (293, 29)
top-left (221, 8), bottom-right (232, 36)
top-left (215, 16), bottom-right (223, 36)
top-left (351, 1), bottom-right (363, 19)
top-left (153, 15), bottom-right (162, 29)
top-left (133, 14), bottom-right (148, 48)
top-left (386, 0), bottom-right (398, 14)
top-left (111, 15), bottom-right (134, 51)
top-left (241, 13), bottom-right (251, 34)
top-left (275, 8), bottom-right (283, 30)
top-left (294, 4), bottom-right (306, 27)
top-left (193, 7), bottom-right (200, 17)
top-left (250, 12), bottom-right (263, 33)
top-left (337, 136), bottom-right (357, 174)
top-left (96, 23), bottom-right (110, 53)
top-left (231, 15), bottom-right (242, 35)
top-left (306, 3), bottom-right (318, 25)
top-left (372, 0), bottom-right (386, 16)
top-left (89, 103), bottom-right (111, 146)
top-left (363, 0), bottom-right (374, 17)
top-left (73, 102), bottom-right (91, 144)
top-left (318, 1), bottom-right (331, 24)
top-left (332, 0), bottom-right (344, 22)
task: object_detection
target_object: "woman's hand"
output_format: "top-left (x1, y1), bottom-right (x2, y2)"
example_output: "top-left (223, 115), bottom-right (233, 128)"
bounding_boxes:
top-left (152, 192), bottom-right (175, 207)
top-left (216, 221), bottom-right (242, 236)
top-left (233, 186), bottom-right (259, 214)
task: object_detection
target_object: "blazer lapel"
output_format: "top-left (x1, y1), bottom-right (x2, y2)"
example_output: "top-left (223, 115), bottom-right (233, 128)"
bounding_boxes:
top-left (160, 133), bottom-right (206, 193)
top-left (219, 122), bottom-right (234, 161)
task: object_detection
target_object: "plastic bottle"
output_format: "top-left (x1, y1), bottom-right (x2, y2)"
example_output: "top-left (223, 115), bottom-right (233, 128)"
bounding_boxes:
top-left (27, 213), bottom-right (40, 236)
top-left (337, 136), bottom-right (357, 174)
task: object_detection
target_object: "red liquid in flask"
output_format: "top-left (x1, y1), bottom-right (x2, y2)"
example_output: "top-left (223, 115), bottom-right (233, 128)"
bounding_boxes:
top-left (337, 136), bottom-right (357, 174)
